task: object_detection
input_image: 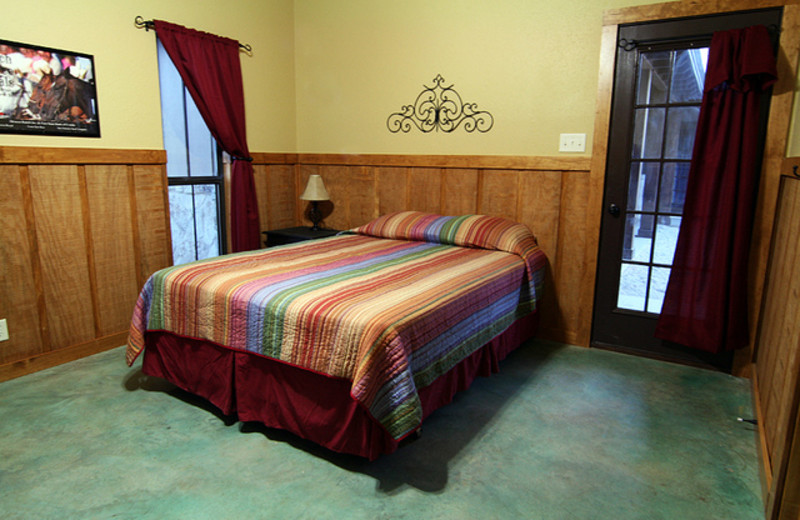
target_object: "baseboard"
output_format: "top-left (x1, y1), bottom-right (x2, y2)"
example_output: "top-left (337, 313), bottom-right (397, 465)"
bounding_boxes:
top-left (537, 327), bottom-right (582, 347)
top-left (753, 372), bottom-right (774, 513)
top-left (0, 331), bottom-right (128, 383)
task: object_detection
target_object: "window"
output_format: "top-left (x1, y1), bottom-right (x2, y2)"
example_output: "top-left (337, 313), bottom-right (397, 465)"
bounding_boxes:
top-left (157, 39), bottom-right (225, 265)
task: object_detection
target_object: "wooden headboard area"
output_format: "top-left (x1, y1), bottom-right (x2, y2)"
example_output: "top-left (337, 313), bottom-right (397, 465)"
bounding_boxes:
top-left (0, 147), bottom-right (593, 382)
top-left (280, 153), bottom-right (594, 348)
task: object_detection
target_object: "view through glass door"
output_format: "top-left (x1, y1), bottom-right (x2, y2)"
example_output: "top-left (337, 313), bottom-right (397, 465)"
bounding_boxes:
top-left (616, 45), bottom-right (706, 315)
top-left (592, 9), bottom-right (782, 370)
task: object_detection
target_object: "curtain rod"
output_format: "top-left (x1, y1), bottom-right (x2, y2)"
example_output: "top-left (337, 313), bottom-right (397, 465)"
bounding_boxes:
top-left (618, 23), bottom-right (780, 52)
top-left (134, 16), bottom-right (252, 53)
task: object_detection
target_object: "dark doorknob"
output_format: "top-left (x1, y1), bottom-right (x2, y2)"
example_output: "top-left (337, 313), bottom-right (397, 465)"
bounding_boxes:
top-left (608, 203), bottom-right (621, 217)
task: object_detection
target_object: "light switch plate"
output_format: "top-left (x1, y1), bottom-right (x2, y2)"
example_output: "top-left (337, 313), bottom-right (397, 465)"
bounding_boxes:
top-left (0, 319), bottom-right (8, 342)
top-left (559, 133), bottom-right (586, 152)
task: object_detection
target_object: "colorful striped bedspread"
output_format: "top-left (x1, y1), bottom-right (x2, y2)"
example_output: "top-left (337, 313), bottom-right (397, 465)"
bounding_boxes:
top-left (126, 212), bottom-right (546, 440)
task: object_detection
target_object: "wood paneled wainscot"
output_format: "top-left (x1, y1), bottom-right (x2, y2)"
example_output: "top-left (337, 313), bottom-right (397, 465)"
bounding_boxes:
top-left (251, 154), bottom-right (593, 346)
top-left (1, 149), bottom-right (589, 380)
top-left (0, 147), bottom-right (171, 382)
top-left (756, 162), bottom-right (800, 519)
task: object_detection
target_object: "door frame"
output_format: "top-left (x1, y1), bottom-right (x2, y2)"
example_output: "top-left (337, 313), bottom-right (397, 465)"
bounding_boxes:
top-left (580, 0), bottom-right (800, 376)
top-left (592, 9), bottom-right (781, 371)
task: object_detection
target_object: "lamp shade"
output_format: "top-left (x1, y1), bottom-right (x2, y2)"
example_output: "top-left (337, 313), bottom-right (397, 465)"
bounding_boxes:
top-left (300, 174), bottom-right (330, 201)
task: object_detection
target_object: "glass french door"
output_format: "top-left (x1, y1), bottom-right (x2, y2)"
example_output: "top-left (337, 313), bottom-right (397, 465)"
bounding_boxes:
top-left (591, 9), bottom-right (781, 370)
top-left (616, 45), bottom-right (706, 315)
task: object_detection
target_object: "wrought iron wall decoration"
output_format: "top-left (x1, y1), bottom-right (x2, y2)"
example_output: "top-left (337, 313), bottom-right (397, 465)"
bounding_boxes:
top-left (387, 75), bottom-right (494, 133)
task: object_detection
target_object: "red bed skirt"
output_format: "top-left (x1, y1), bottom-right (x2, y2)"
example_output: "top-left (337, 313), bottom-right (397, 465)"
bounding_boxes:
top-left (142, 312), bottom-right (538, 460)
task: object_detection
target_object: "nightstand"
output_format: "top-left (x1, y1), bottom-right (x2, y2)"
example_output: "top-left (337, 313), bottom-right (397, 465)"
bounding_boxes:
top-left (262, 226), bottom-right (340, 247)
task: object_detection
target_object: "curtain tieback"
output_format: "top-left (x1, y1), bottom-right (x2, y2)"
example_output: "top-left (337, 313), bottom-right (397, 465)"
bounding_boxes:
top-left (231, 156), bottom-right (253, 162)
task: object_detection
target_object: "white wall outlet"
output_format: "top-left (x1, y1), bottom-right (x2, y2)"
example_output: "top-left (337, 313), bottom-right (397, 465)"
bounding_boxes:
top-left (559, 133), bottom-right (586, 152)
top-left (0, 319), bottom-right (8, 342)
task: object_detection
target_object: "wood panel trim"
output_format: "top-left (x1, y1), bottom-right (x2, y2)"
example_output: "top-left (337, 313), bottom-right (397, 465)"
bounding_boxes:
top-left (603, 0), bottom-right (798, 26)
top-left (768, 333), bottom-right (800, 519)
top-left (78, 165), bottom-right (102, 339)
top-left (747, 4), bottom-right (800, 374)
top-left (0, 332), bottom-right (127, 383)
top-left (251, 152), bottom-right (299, 165)
top-left (255, 152), bottom-right (592, 172)
top-left (0, 146), bottom-right (166, 165)
top-left (127, 166), bottom-right (144, 289)
top-left (476, 169), bottom-right (485, 213)
top-left (757, 175), bottom-right (800, 518)
top-left (580, 23), bottom-right (620, 348)
top-left (19, 165), bottom-right (50, 351)
top-left (294, 153), bottom-right (592, 171)
top-left (0, 147), bottom-right (593, 171)
top-left (755, 372), bottom-right (776, 493)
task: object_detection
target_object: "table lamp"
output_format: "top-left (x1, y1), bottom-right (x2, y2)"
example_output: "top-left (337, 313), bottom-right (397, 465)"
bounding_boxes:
top-left (300, 174), bottom-right (330, 231)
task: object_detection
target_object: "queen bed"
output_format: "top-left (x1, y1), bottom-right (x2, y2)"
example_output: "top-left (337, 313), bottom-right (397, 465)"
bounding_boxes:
top-left (126, 211), bottom-right (546, 459)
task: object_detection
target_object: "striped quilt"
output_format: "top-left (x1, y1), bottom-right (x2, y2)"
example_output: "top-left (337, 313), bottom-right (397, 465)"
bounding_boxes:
top-left (126, 212), bottom-right (546, 440)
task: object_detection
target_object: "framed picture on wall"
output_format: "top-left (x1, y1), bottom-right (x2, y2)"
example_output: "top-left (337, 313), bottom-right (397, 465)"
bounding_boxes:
top-left (0, 39), bottom-right (100, 137)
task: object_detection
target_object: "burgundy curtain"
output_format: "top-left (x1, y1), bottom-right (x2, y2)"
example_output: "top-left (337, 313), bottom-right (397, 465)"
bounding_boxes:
top-left (155, 20), bottom-right (261, 252)
top-left (654, 25), bottom-right (777, 353)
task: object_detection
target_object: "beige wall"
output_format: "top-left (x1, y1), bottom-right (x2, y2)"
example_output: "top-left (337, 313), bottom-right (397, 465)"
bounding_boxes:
top-left (2, 0), bottom-right (798, 156)
top-left (294, 0), bottom-right (662, 156)
top-left (791, 71), bottom-right (800, 156)
top-left (1, 0), bottom-right (296, 152)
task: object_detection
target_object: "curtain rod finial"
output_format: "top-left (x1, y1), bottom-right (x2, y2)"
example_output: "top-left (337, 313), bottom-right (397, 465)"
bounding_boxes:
top-left (134, 16), bottom-right (154, 31)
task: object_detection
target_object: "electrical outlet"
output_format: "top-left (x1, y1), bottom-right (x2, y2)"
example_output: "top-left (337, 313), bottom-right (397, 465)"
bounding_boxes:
top-left (0, 319), bottom-right (8, 342)
top-left (559, 133), bottom-right (586, 152)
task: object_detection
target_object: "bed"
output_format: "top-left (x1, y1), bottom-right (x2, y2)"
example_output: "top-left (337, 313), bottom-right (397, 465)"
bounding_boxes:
top-left (126, 211), bottom-right (546, 459)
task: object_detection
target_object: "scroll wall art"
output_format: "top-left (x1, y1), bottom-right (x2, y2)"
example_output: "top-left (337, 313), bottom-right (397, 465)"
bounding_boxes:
top-left (387, 74), bottom-right (494, 133)
top-left (0, 39), bottom-right (100, 137)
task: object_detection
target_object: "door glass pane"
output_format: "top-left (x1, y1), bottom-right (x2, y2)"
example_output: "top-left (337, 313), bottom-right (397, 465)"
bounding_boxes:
top-left (636, 51), bottom-right (670, 105)
top-left (614, 46), bottom-right (708, 315)
top-left (654, 216), bottom-right (681, 265)
top-left (664, 106), bottom-right (700, 159)
top-left (659, 162), bottom-right (690, 214)
top-left (618, 263), bottom-right (649, 311)
top-left (623, 214), bottom-right (654, 262)
top-left (648, 267), bottom-right (671, 313)
top-left (669, 48), bottom-right (708, 103)
top-left (632, 108), bottom-right (665, 159)
top-left (627, 162), bottom-right (659, 211)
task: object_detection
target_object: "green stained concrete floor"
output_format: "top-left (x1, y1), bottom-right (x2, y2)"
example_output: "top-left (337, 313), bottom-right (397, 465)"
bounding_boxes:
top-left (0, 340), bottom-right (762, 520)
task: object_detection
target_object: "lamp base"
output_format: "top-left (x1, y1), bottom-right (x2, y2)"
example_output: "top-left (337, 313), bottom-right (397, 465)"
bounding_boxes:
top-left (308, 201), bottom-right (322, 231)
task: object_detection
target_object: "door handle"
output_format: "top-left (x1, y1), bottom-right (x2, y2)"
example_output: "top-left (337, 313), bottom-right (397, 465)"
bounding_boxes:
top-left (608, 203), bottom-right (621, 217)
